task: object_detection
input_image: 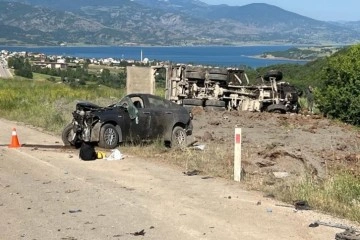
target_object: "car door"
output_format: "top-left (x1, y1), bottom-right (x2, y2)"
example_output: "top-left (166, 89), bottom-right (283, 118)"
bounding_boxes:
top-left (128, 96), bottom-right (152, 141)
top-left (146, 95), bottom-right (175, 139)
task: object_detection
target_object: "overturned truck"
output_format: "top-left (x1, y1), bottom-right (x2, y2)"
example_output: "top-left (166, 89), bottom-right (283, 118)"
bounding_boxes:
top-left (164, 65), bottom-right (300, 113)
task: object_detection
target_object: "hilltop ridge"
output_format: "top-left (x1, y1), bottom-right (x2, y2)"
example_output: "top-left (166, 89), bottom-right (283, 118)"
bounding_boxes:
top-left (0, 0), bottom-right (359, 46)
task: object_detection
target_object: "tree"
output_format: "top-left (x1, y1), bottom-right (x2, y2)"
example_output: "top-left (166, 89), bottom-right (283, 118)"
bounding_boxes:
top-left (316, 44), bottom-right (360, 125)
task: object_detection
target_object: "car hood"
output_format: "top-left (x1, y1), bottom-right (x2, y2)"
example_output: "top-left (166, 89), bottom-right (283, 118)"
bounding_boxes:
top-left (76, 101), bottom-right (101, 111)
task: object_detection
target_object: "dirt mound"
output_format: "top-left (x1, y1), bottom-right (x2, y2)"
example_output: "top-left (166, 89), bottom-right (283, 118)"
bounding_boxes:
top-left (190, 108), bottom-right (360, 181)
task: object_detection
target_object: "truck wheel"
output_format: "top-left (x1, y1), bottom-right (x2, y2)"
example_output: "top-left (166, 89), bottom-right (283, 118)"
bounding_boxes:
top-left (267, 104), bottom-right (287, 114)
top-left (99, 123), bottom-right (119, 149)
top-left (208, 73), bottom-right (228, 81)
top-left (205, 100), bottom-right (226, 107)
top-left (185, 71), bottom-right (205, 79)
top-left (171, 126), bottom-right (187, 149)
top-left (183, 99), bottom-right (204, 106)
top-left (263, 70), bottom-right (283, 81)
top-left (205, 100), bottom-right (226, 112)
top-left (208, 68), bottom-right (228, 74)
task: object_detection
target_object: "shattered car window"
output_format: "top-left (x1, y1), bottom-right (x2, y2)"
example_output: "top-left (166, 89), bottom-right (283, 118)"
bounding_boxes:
top-left (117, 97), bottom-right (138, 120)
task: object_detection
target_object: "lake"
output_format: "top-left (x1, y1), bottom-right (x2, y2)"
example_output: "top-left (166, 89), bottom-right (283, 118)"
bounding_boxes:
top-left (0, 45), bottom-right (308, 68)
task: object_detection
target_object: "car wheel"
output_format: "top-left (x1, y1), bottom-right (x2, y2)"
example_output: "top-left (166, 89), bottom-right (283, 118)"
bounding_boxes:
top-left (62, 123), bottom-right (80, 147)
top-left (171, 126), bottom-right (187, 148)
top-left (99, 123), bottom-right (119, 149)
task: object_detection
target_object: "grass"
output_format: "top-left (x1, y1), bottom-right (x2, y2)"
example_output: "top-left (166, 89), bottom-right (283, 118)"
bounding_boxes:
top-left (88, 64), bottom-right (126, 75)
top-left (0, 77), bottom-right (125, 133)
top-left (1, 76), bottom-right (359, 223)
top-left (273, 171), bottom-right (360, 222)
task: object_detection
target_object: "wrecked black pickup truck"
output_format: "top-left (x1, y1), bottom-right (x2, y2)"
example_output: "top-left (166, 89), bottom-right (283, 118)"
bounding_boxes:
top-left (62, 93), bottom-right (193, 149)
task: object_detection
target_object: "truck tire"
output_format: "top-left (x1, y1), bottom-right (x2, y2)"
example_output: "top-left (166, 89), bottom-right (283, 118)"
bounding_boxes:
top-left (185, 66), bottom-right (204, 72)
top-left (208, 68), bottom-right (228, 74)
top-left (183, 99), bottom-right (204, 106)
top-left (208, 73), bottom-right (228, 81)
top-left (205, 100), bottom-right (226, 107)
top-left (185, 71), bottom-right (205, 79)
top-left (205, 100), bottom-right (226, 111)
top-left (266, 104), bottom-right (287, 114)
top-left (263, 70), bottom-right (283, 81)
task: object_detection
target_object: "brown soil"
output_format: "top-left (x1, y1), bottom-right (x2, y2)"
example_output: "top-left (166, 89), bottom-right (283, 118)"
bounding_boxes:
top-left (189, 107), bottom-right (360, 182)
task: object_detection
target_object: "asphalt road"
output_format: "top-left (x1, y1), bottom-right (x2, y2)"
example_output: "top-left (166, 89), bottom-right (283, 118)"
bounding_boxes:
top-left (0, 60), bottom-right (12, 78)
top-left (0, 118), bottom-right (356, 240)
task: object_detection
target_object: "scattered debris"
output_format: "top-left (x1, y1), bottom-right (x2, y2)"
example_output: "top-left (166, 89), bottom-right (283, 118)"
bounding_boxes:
top-left (69, 209), bottom-right (82, 213)
top-left (256, 160), bottom-right (276, 168)
top-left (273, 172), bottom-right (290, 178)
top-left (201, 176), bottom-right (213, 179)
top-left (183, 170), bottom-right (201, 176)
top-left (190, 144), bottom-right (206, 151)
top-left (275, 203), bottom-right (294, 208)
top-left (65, 189), bottom-right (79, 194)
top-left (309, 220), bottom-right (357, 231)
top-left (105, 149), bottom-right (123, 161)
top-left (130, 229), bottom-right (145, 236)
top-left (335, 229), bottom-right (360, 240)
top-left (264, 193), bottom-right (275, 199)
top-left (294, 200), bottom-right (311, 210)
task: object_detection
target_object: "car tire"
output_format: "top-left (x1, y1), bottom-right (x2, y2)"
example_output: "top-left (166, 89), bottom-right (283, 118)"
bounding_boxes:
top-left (62, 123), bottom-right (81, 148)
top-left (99, 123), bottom-right (119, 149)
top-left (171, 126), bottom-right (187, 149)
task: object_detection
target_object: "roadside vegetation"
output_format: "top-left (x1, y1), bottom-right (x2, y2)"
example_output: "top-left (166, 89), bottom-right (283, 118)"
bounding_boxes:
top-left (1, 44), bottom-right (360, 223)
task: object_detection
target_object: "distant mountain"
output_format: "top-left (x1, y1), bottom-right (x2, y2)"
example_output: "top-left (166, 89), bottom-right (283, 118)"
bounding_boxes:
top-left (0, 0), bottom-right (359, 46)
top-left (329, 20), bottom-right (360, 34)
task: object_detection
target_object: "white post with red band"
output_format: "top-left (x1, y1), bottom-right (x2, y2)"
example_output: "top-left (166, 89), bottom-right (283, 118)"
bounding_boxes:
top-left (234, 128), bottom-right (242, 182)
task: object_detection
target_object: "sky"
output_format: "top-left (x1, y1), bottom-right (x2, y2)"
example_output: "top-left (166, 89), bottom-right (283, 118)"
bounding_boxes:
top-left (201, 0), bottom-right (359, 22)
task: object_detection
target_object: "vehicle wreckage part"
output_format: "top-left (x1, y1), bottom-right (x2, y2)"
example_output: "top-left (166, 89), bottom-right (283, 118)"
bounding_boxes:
top-left (204, 99), bottom-right (226, 111)
top-left (266, 104), bottom-right (287, 113)
top-left (61, 123), bottom-right (76, 146)
top-left (99, 123), bottom-right (119, 149)
top-left (183, 99), bottom-right (204, 106)
top-left (186, 71), bottom-right (205, 79)
top-left (205, 100), bottom-right (226, 107)
top-left (172, 126), bottom-right (187, 148)
top-left (336, 229), bottom-right (360, 240)
top-left (208, 73), bottom-right (228, 81)
top-left (263, 70), bottom-right (283, 81)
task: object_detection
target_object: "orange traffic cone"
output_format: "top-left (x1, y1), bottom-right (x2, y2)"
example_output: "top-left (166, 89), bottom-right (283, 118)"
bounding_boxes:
top-left (9, 128), bottom-right (21, 148)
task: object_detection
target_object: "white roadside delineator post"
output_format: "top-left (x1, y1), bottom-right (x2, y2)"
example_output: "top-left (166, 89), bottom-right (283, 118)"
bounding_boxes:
top-left (234, 128), bottom-right (242, 182)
